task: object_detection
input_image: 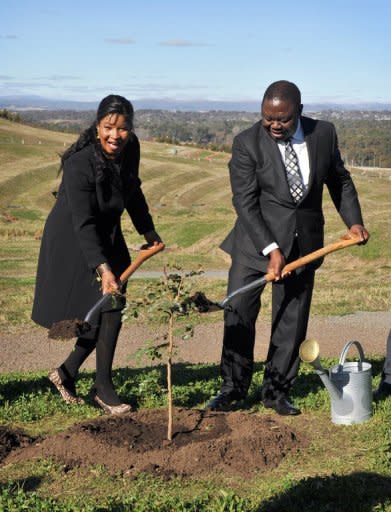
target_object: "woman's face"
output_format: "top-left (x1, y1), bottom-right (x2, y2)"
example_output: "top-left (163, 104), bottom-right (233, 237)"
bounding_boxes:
top-left (96, 113), bottom-right (131, 158)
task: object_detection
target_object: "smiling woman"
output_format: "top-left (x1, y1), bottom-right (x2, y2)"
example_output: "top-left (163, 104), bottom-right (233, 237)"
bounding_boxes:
top-left (97, 113), bottom-right (131, 158)
top-left (31, 94), bottom-right (163, 415)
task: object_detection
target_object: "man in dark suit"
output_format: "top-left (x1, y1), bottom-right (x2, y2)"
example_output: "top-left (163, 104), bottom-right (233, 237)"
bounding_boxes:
top-left (206, 80), bottom-right (370, 415)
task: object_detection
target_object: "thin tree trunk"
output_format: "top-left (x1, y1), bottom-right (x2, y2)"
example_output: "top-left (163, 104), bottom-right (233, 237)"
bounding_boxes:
top-left (167, 314), bottom-right (174, 441)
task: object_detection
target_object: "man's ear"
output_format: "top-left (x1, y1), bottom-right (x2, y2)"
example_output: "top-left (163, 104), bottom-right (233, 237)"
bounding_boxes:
top-left (299, 104), bottom-right (303, 115)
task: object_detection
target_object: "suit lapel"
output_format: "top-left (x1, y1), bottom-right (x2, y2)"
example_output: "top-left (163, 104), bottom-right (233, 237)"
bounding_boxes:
top-left (302, 117), bottom-right (317, 193)
top-left (258, 125), bottom-right (293, 201)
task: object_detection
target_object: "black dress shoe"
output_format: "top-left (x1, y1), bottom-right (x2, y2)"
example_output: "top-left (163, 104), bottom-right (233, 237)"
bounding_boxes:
top-left (205, 391), bottom-right (242, 411)
top-left (374, 380), bottom-right (391, 401)
top-left (262, 396), bottom-right (301, 416)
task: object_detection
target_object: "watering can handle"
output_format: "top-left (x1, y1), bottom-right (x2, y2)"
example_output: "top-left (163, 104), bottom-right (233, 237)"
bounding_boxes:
top-left (338, 340), bottom-right (365, 371)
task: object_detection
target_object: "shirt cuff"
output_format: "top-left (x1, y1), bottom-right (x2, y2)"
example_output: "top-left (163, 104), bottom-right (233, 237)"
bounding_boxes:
top-left (262, 242), bottom-right (279, 256)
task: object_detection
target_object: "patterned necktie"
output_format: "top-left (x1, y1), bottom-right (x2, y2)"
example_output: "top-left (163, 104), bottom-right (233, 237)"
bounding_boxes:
top-left (284, 140), bottom-right (305, 203)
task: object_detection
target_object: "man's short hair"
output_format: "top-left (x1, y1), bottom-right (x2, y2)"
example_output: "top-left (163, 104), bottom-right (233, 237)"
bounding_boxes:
top-left (262, 80), bottom-right (301, 106)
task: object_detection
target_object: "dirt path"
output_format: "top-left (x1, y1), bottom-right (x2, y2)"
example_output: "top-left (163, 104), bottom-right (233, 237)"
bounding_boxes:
top-left (1, 311), bottom-right (390, 374)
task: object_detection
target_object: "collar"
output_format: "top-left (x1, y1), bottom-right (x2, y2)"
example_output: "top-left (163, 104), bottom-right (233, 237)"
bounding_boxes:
top-left (290, 119), bottom-right (305, 143)
top-left (277, 119), bottom-right (305, 147)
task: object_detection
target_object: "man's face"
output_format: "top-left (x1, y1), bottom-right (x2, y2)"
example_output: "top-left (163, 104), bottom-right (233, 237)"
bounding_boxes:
top-left (261, 98), bottom-right (302, 141)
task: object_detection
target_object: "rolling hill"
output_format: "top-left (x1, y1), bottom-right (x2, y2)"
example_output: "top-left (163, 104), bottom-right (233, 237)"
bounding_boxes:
top-left (0, 119), bottom-right (390, 329)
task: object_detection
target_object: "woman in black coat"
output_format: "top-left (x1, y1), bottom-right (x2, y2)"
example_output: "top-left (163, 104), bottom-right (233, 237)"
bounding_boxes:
top-left (32, 95), bottom-right (162, 414)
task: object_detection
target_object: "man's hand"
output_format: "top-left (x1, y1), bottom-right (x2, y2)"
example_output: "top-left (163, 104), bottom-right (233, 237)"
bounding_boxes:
top-left (348, 224), bottom-right (370, 245)
top-left (144, 230), bottom-right (162, 245)
top-left (267, 248), bottom-right (286, 281)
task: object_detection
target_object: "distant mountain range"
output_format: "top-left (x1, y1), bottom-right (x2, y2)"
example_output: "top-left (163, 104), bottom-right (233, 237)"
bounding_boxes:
top-left (1, 95), bottom-right (391, 112)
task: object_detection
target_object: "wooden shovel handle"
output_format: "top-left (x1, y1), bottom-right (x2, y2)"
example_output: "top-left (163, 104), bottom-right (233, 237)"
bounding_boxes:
top-left (263, 235), bottom-right (361, 283)
top-left (119, 242), bottom-right (165, 284)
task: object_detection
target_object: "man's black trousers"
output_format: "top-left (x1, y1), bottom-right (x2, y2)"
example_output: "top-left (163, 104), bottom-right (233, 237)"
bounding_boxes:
top-left (220, 259), bottom-right (315, 400)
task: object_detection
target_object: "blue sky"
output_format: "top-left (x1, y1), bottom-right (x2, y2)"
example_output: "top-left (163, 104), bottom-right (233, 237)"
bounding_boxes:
top-left (1, 0), bottom-right (390, 105)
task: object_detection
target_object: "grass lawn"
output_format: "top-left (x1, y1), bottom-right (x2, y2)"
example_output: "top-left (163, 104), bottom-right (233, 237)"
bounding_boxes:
top-left (0, 360), bottom-right (390, 511)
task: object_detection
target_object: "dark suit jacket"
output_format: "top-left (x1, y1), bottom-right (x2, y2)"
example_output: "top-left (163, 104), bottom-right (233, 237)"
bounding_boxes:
top-left (32, 135), bottom-right (155, 328)
top-left (221, 116), bottom-right (364, 271)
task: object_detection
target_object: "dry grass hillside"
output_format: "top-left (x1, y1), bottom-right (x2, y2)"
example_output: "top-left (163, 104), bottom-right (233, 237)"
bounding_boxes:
top-left (0, 118), bottom-right (390, 330)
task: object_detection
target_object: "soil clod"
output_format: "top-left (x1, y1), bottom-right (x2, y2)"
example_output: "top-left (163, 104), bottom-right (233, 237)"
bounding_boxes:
top-left (48, 319), bottom-right (91, 340)
top-left (188, 292), bottom-right (222, 313)
top-left (0, 427), bottom-right (35, 463)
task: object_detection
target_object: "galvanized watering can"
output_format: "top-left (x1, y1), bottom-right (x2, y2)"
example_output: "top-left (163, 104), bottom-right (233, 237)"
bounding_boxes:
top-left (299, 339), bottom-right (372, 425)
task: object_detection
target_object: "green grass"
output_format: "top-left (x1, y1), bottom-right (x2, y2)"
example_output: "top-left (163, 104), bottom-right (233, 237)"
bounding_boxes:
top-left (356, 226), bottom-right (390, 260)
top-left (0, 164), bottom-right (58, 209)
top-left (155, 220), bottom-right (227, 248)
top-left (9, 208), bottom-right (43, 221)
top-left (0, 480), bottom-right (253, 511)
top-left (0, 360), bottom-right (390, 511)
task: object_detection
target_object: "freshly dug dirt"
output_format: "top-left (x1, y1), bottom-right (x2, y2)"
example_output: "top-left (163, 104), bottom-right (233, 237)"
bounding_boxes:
top-left (0, 426), bottom-right (35, 463)
top-left (3, 408), bottom-right (306, 479)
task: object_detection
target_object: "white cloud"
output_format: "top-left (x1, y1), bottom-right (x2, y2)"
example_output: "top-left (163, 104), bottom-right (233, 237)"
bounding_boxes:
top-left (104, 37), bottom-right (136, 45)
top-left (38, 75), bottom-right (81, 81)
top-left (159, 39), bottom-right (211, 47)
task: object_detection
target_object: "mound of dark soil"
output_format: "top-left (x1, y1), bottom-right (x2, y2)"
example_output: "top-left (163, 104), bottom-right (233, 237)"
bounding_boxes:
top-left (0, 426), bottom-right (35, 463)
top-left (4, 408), bottom-right (307, 479)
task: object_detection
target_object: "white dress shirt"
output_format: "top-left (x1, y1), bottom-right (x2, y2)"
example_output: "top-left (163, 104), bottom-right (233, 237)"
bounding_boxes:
top-left (262, 119), bottom-right (310, 256)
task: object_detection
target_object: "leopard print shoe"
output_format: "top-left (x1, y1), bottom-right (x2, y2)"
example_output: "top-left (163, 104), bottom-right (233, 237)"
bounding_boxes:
top-left (48, 368), bottom-right (85, 405)
top-left (91, 391), bottom-right (131, 415)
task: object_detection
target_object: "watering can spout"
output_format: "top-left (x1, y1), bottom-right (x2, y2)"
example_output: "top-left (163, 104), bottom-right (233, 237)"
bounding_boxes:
top-left (299, 339), bottom-right (342, 401)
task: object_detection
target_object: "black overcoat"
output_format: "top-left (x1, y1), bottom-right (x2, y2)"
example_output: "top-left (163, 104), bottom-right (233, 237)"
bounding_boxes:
top-left (32, 135), bottom-right (154, 328)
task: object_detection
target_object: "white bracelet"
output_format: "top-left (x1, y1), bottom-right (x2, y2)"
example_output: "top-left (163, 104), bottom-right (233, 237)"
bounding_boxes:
top-left (96, 263), bottom-right (112, 277)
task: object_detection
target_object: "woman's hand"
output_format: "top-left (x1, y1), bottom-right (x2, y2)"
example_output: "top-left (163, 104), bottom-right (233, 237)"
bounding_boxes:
top-left (96, 264), bottom-right (119, 295)
top-left (100, 270), bottom-right (119, 295)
